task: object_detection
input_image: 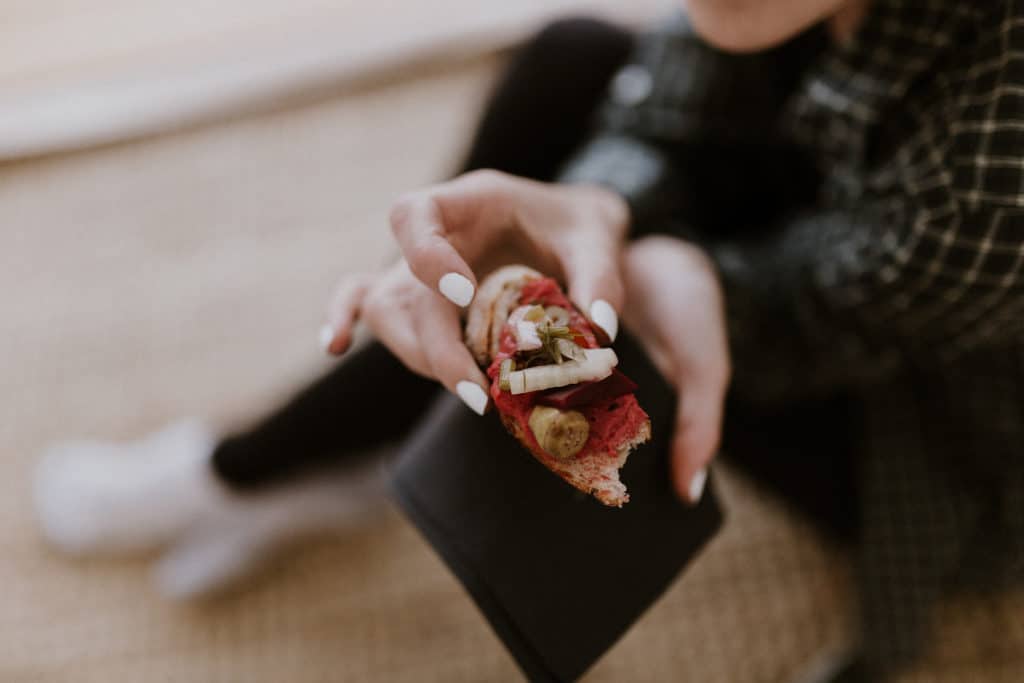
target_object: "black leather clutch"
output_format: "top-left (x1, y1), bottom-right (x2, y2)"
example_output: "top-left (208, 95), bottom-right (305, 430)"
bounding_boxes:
top-left (391, 333), bottom-right (723, 682)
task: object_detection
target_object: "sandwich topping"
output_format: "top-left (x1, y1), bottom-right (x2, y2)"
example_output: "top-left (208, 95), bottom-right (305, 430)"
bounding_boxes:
top-left (486, 277), bottom-right (649, 465)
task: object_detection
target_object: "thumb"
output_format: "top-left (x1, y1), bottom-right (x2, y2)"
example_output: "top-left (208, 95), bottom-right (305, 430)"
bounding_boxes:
top-left (671, 378), bottom-right (725, 505)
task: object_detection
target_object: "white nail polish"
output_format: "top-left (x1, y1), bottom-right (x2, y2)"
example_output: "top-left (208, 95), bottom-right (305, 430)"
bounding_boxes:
top-left (689, 468), bottom-right (707, 503)
top-left (439, 272), bottom-right (475, 307)
top-left (456, 381), bottom-right (489, 416)
top-left (318, 324), bottom-right (335, 352)
top-left (589, 299), bottom-right (618, 342)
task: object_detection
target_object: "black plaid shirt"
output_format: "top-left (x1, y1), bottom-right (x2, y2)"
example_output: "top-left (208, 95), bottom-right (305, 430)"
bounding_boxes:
top-left (562, 0), bottom-right (1024, 674)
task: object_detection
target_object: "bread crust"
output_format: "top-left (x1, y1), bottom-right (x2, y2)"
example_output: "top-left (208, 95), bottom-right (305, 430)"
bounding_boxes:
top-left (464, 265), bottom-right (541, 365)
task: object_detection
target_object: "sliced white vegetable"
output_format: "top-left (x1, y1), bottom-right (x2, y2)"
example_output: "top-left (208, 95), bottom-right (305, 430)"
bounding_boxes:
top-left (515, 321), bottom-right (542, 350)
top-left (508, 348), bottom-right (618, 394)
top-left (544, 306), bottom-right (570, 327)
top-left (508, 305), bottom-right (542, 351)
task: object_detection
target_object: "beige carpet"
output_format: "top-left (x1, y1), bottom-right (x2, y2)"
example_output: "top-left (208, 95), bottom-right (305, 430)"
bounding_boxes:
top-left (2, 54), bottom-right (1022, 682)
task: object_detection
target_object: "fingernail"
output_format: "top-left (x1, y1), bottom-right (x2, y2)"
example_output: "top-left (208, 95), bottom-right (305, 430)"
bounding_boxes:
top-left (589, 299), bottom-right (618, 342)
top-left (318, 324), bottom-right (335, 353)
top-left (456, 380), bottom-right (489, 416)
top-left (439, 272), bottom-right (475, 307)
top-left (688, 468), bottom-right (707, 504)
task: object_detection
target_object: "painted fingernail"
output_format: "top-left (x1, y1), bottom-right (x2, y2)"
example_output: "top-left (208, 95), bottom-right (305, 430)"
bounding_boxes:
top-left (456, 381), bottom-right (489, 416)
top-left (689, 468), bottom-right (707, 504)
top-left (439, 272), bottom-right (475, 307)
top-left (589, 299), bottom-right (618, 342)
top-left (318, 324), bottom-right (335, 353)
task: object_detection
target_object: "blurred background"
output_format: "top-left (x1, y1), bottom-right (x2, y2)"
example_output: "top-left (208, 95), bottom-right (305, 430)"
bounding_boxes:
top-left (2, 1), bottom-right (1021, 681)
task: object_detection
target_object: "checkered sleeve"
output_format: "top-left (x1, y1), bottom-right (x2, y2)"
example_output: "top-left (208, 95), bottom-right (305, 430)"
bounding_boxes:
top-left (559, 13), bottom-right (794, 229)
top-left (717, 8), bottom-right (1024, 399)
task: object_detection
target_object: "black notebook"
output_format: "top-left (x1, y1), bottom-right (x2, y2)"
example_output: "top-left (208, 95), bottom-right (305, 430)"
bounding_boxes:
top-left (391, 333), bottom-right (723, 682)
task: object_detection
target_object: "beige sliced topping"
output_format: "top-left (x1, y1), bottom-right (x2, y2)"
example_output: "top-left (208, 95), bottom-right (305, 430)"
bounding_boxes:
top-left (523, 305), bottom-right (547, 322)
top-left (499, 358), bottom-right (514, 391)
top-left (528, 405), bottom-right (590, 459)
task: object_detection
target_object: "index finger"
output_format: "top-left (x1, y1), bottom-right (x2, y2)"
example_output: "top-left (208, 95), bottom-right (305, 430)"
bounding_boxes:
top-left (389, 188), bottom-right (479, 308)
top-left (389, 170), bottom-right (520, 308)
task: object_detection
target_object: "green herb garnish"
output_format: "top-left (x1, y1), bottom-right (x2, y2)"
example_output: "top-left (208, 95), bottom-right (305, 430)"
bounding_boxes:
top-left (537, 323), bottom-right (574, 365)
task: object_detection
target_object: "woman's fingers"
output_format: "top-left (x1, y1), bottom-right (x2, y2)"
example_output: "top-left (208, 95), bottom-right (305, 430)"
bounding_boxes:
top-left (322, 274), bottom-right (371, 355)
top-left (621, 235), bottom-right (731, 504)
top-left (345, 260), bottom-right (490, 416)
top-left (390, 174), bottom-right (631, 342)
top-left (414, 294), bottom-right (491, 415)
top-left (671, 377), bottom-right (726, 504)
top-left (559, 240), bottom-right (625, 343)
top-left (555, 186), bottom-right (629, 342)
top-left (360, 284), bottom-right (433, 378)
top-left (387, 179), bottom-right (495, 307)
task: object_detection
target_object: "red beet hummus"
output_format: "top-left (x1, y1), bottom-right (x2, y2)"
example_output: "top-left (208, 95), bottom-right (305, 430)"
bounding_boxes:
top-left (486, 278), bottom-right (650, 467)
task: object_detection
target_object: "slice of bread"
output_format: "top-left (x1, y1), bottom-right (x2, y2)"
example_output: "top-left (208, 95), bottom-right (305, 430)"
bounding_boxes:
top-left (466, 265), bottom-right (651, 507)
top-left (498, 410), bottom-right (650, 507)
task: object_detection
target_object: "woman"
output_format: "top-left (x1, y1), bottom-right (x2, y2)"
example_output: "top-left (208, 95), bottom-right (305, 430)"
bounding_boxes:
top-left (36, 0), bottom-right (1024, 680)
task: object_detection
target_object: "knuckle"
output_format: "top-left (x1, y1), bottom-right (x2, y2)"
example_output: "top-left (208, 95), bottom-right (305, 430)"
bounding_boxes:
top-left (334, 272), bottom-right (369, 297)
top-left (600, 192), bottom-right (629, 229)
top-left (386, 284), bottom-right (415, 314)
top-left (571, 186), bottom-right (628, 231)
top-left (459, 169), bottom-right (516, 207)
top-left (389, 192), bottom-right (425, 237)
top-left (463, 168), bottom-right (506, 188)
top-left (360, 291), bottom-right (383, 321)
top-left (363, 284), bottom-right (396, 319)
top-left (405, 240), bottom-right (438, 273)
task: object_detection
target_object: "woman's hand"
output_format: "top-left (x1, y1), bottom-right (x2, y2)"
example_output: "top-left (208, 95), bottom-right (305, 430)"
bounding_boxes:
top-left (386, 170), bottom-right (630, 342)
top-left (320, 260), bottom-right (492, 415)
top-left (622, 237), bottom-right (731, 504)
top-left (320, 171), bottom-right (629, 415)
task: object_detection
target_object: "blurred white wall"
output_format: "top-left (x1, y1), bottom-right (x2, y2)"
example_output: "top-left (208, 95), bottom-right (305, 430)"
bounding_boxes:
top-left (0, 0), bottom-right (670, 159)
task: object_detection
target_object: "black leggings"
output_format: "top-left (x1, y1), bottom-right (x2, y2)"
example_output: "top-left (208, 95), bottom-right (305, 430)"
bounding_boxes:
top-left (211, 19), bottom-right (636, 488)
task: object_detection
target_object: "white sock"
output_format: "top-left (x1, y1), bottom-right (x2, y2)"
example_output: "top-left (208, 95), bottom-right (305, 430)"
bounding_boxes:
top-left (34, 418), bottom-right (223, 556)
top-left (34, 418), bottom-right (387, 598)
top-left (153, 464), bottom-right (385, 600)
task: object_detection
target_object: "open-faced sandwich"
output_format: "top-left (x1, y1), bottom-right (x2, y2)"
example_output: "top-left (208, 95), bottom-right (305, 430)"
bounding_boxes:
top-left (465, 266), bottom-right (651, 507)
